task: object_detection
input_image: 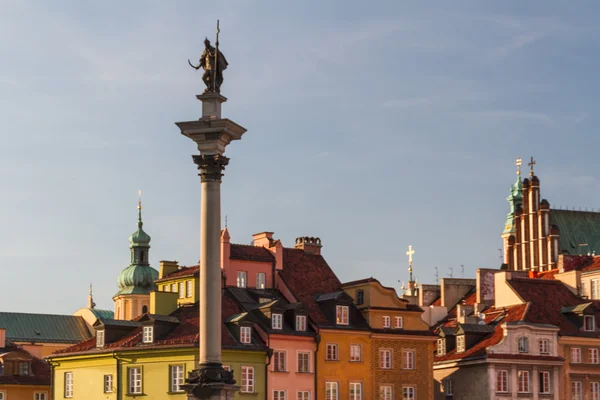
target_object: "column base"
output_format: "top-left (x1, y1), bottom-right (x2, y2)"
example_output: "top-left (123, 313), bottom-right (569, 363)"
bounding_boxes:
top-left (182, 365), bottom-right (238, 400)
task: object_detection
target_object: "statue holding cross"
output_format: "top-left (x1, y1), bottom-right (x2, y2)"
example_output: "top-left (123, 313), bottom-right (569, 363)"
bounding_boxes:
top-left (188, 20), bottom-right (229, 93)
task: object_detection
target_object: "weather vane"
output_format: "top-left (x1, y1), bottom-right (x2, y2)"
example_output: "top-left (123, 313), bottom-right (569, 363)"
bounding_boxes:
top-left (515, 157), bottom-right (522, 175)
top-left (528, 156), bottom-right (536, 177)
top-left (188, 20), bottom-right (229, 93)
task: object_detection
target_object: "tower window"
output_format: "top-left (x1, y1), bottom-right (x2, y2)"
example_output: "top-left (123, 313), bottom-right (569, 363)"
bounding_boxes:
top-left (141, 305), bottom-right (148, 314)
top-left (140, 250), bottom-right (145, 263)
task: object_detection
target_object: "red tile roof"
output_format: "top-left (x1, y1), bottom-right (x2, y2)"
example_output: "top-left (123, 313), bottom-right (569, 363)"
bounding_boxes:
top-left (230, 244), bottom-right (274, 263)
top-left (538, 269), bottom-right (559, 280)
top-left (0, 342), bottom-right (51, 386)
top-left (156, 265), bottom-right (199, 282)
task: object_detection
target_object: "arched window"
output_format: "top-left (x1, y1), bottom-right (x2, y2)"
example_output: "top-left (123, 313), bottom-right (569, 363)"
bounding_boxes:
top-left (142, 305), bottom-right (148, 314)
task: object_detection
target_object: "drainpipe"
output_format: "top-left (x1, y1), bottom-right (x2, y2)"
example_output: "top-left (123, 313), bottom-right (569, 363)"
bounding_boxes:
top-left (314, 334), bottom-right (321, 400)
top-left (265, 348), bottom-right (274, 399)
top-left (112, 352), bottom-right (122, 400)
top-left (47, 359), bottom-right (60, 400)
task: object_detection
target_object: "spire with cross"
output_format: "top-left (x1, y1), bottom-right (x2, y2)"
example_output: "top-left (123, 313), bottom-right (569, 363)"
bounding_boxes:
top-left (516, 157), bottom-right (522, 175)
top-left (528, 156), bottom-right (536, 177)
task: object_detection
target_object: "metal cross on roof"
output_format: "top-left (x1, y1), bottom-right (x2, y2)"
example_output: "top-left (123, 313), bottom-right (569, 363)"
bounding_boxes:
top-left (515, 157), bottom-right (522, 175)
top-left (528, 156), bottom-right (536, 176)
top-left (406, 245), bottom-right (415, 265)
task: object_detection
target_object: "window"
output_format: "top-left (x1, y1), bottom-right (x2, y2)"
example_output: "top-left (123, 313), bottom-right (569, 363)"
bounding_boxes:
top-left (592, 279), bottom-right (599, 299)
top-left (274, 390), bottom-right (287, 400)
top-left (64, 372), bottom-right (73, 398)
top-left (456, 335), bottom-right (465, 353)
top-left (0, 392), bottom-right (4, 400)
top-left (591, 348), bottom-right (600, 364)
top-left (256, 272), bottom-right (266, 289)
top-left (518, 336), bottom-right (529, 353)
top-left (402, 350), bottom-right (415, 370)
top-left (437, 338), bottom-right (446, 356)
top-left (171, 283), bottom-right (177, 292)
top-left (272, 313), bottom-right (283, 330)
top-left (379, 386), bottom-right (392, 400)
top-left (383, 316), bottom-right (391, 328)
top-left (297, 352), bottom-right (310, 373)
top-left (103, 374), bottom-right (113, 393)
top-left (350, 344), bottom-right (361, 362)
top-left (325, 382), bottom-right (338, 400)
top-left (19, 362), bottom-right (29, 376)
top-left (96, 330), bottom-right (105, 348)
top-left (326, 344), bottom-right (338, 361)
top-left (274, 351), bottom-right (286, 372)
top-left (585, 315), bottom-right (596, 331)
top-left (356, 290), bottom-right (364, 305)
top-left (571, 347), bottom-right (582, 363)
top-left (336, 305), bottom-right (349, 325)
top-left (402, 386), bottom-right (415, 400)
top-left (186, 280), bottom-right (193, 298)
top-left (572, 381), bottom-right (583, 400)
top-left (379, 349), bottom-right (392, 369)
top-left (142, 326), bottom-right (154, 343)
top-left (518, 370), bottom-right (530, 393)
top-left (241, 366), bottom-right (254, 393)
top-left (240, 326), bottom-right (252, 344)
top-left (170, 365), bottom-right (184, 392)
top-left (164, 284), bottom-right (170, 292)
top-left (349, 382), bottom-right (362, 400)
top-left (539, 339), bottom-right (549, 354)
top-left (496, 370), bottom-right (508, 392)
top-left (237, 271), bottom-right (247, 288)
top-left (128, 367), bottom-right (142, 394)
top-left (141, 305), bottom-right (148, 314)
top-left (297, 391), bottom-right (310, 400)
top-left (443, 379), bottom-right (453, 396)
top-left (34, 393), bottom-right (47, 400)
top-left (539, 371), bottom-right (551, 394)
top-left (592, 382), bottom-right (600, 400)
top-left (395, 316), bottom-right (403, 329)
top-left (179, 282), bottom-right (185, 299)
top-left (582, 281), bottom-right (587, 297)
top-left (296, 315), bottom-right (307, 331)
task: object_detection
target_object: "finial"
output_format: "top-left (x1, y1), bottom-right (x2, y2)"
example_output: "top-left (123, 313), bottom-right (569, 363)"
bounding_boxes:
top-left (515, 157), bottom-right (522, 175)
top-left (406, 245), bottom-right (415, 266)
top-left (87, 283), bottom-right (96, 309)
top-left (89, 283), bottom-right (93, 296)
top-left (137, 190), bottom-right (143, 226)
top-left (225, 214), bottom-right (228, 228)
top-left (528, 156), bottom-right (536, 177)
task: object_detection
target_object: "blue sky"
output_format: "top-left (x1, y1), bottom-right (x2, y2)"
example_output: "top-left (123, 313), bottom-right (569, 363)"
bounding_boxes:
top-left (2, 1), bottom-right (600, 314)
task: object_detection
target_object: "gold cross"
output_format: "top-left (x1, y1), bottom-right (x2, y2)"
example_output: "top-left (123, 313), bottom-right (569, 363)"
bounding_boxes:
top-left (406, 245), bottom-right (415, 265)
top-left (515, 157), bottom-right (522, 175)
top-left (528, 156), bottom-right (536, 176)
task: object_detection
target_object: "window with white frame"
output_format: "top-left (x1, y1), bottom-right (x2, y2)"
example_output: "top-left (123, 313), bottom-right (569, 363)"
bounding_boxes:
top-left (592, 279), bottom-right (599, 299)
top-left (402, 350), bottom-right (415, 370)
top-left (539, 371), bottom-right (551, 394)
top-left (170, 365), bottom-right (184, 392)
top-left (96, 330), bottom-right (105, 348)
top-left (539, 339), bottom-right (550, 354)
top-left (402, 386), bottom-right (415, 400)
top-left (272, 313), bottom-right (283, 330)
top-left (518, 370), bottom-right (530, 393)
top-left (142, 326), bottom-right (154, 343)
top-left (456, 335), bottom-right (465, 353)
top-left (349, 382), bottom-right (362, 400)
top-left (350, 344), bottom-right (361, 362)
top-left (591, 348), bottom-right (600, 364)
top-left (496, 370), bottom-right (508, 392)
top-left (297, 391), bottom-right (310, 400)
top-left (128, 367), bottom-right (142, 394)
top-left (296, 315), bottom-right (307, 331)
top-left (437, 338), bottom-right (446, 356)
top-left (383, 316), bottom-right (391, 328)
top-left (171, 283), bottom-right (177, 292)
top-left (297, 352), bottom-right (310, 373)
top-left (186, 280), bottom-right (193, 298)
top-left (325, 382), bottom-right (338, 400)
top-left (443, 379), bottom-right (453, 396)
top-left (273, 390), bottom-right (287, 400)
top-left (572, 347), bottom-right (582, 363)
top-left (164, 284), bottom-right (170, 292)
top-left (64, 372), bottom-right (74, 398)
top-left (179, 282), bottom-right (185, 299)
top-left (592, 382), bottom-right (600, 400)
top-left (274, 350), bottom-right (286, 372)
top-left (326, 343), bottom-right (338, 361)
top-left (0, 392), bottom-right (5, 400)
top-left (256, 272), bottom-right (266, 289)
top-left (237, 271), bottom-right (247, 288)
top-left (240, 326), bottom-right (251, 343)
top-left (241, 366), bottom-right (254, 393)
top-left (379, 386), bottom-right (392, 400)
top-left (585, 315), bottom-right (596, 331)
top-left (572, 381), bottom-right (583, 400)
top-left (34, 393), bottom-right (47, 400)
top-left (379, 349), bottom-right (392, 369)
top-left (395, 316), bottom-right (403, 329)
top-left (19, 362), bottom-right (28, 376)
top-left (103, 374), bottom-right (113, 393)
top-left (518, 336), bottom-right (529, 353)
top-left (336, 305), bottom-right (349, 325)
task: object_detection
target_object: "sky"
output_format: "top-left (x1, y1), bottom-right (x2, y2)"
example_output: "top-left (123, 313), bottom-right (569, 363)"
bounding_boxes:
top-left (2, 1), bottom-right (600, 314)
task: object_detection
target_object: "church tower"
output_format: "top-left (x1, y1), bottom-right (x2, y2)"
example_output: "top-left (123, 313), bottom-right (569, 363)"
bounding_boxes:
top-left (501, 158), bottom-right (523, 267)
top-left (113, 195), bottom-right (159, 320)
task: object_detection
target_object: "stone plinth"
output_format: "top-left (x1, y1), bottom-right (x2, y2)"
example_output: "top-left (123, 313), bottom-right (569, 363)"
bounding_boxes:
top-left (183, 381), bottom-right (240, 400)
top-left (196, 92), bottom-right (227, 120)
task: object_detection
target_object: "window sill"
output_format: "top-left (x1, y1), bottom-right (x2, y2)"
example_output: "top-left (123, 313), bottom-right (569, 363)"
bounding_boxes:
top-left (325, 359), bottom-right (339, 362)
top-left (349, 360), bottom-right (363, 363)
top-left (272, 370), bottom-right (289, 373)
top-left (239, 392), bottom-right (259, 396)
top-left (296, 371), bottom-right (312, 374)
top-left (167, 391), bottom-right (186, 394)
top-left (125, 394), bottom-right (146, 397)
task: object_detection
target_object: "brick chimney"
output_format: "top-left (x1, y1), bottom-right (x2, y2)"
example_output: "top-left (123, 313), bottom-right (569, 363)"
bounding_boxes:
top-left (294, 236), bottom-right (322, 255)
top-left (0, 328), bottom-right (6, 348)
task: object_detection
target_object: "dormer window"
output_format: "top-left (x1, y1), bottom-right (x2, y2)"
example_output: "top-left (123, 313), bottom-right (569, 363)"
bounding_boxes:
top-left (142, 326), bottom-right (154, 344)
top-left (383, 316), bottom-right (391, 328)
top-left (437, 338), bottom-right (446, 356)
top-left (356, 290), bottom-right (364, 305)
top-left (585, 315), bottom-right (596, 331)
top-left (18, 362), bottom-right (29, 376)
top-left (272, 314), bottom-right (283, 330)
top-left (518, 336), bottom-right (529, 353)
top-left (336, 305), bottom-right (349, 325)
top-left (296, 315), bottom-right (307, 331)
top-left (240, 326), bottom-right (252, 344)
top-left (96, 330), bottom-right (105, 348)
top-left (456, 335), bottom-right (465, 353)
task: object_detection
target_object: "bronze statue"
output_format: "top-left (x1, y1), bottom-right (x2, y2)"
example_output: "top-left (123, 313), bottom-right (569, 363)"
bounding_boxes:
top-left (189, 37), bottom-right (228, 93)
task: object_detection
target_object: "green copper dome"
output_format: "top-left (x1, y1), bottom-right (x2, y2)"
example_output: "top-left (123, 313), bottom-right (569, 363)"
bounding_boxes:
top-left (502, 175), bottom-right (523, 235)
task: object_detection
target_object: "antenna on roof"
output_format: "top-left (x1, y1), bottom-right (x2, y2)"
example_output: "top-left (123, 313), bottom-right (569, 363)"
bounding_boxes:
top-left (498, 248), bottom-right (503, 260)
top-left (461, 264), bottom-right (465, 277)
top-left (448, 267), bottom-right (453, 278)
top-left (434, 267), bottom-right (439, 284)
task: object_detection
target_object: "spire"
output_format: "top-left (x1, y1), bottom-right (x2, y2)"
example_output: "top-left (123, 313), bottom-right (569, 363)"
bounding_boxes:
top-left (137, 189), bottom-right (143, 229)
top-left (405, 245), bottom-right (418, 296)
top-left (528, 156), bottom-right (536, 177)
top-left (87, 283), bottom-right (96, 309)
top-left (502, 158), bottom-right (524, 236)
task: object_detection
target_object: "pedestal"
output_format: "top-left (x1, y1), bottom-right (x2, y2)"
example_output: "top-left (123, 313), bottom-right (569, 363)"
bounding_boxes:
top-left (183, 381), bottom-right (240, 400)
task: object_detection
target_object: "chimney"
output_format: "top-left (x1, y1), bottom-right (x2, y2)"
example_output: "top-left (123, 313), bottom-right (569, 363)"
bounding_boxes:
top-left (294, 237), bottom-right (322, 255)
top-left (159, 260), bottom-right (179, 279)
top-left (252, 232), bottom-right (274, 248)
top-left (0, 328), bottom-right (6, 348)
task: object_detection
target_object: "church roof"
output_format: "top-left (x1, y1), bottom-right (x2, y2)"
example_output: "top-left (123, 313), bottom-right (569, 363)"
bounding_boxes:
top-left (0, 312), bottom-right (92, 344)
top-left (551, 209), bottom-right (600, 255)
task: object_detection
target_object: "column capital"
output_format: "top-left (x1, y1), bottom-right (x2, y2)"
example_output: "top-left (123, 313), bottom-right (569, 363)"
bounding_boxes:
top-left (192, 154), bottom-right (230, 182)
